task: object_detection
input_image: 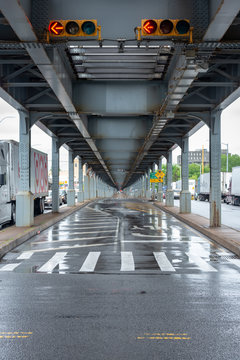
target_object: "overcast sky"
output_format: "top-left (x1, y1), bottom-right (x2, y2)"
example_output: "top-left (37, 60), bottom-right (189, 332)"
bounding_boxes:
top-left (0, 96), bottom-right (240, 170)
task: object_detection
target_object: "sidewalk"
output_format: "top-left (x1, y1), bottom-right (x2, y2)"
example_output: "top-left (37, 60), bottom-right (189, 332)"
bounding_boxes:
top-left (154, 201), bottom-right (240, 257)
top-left (0, 200), bottom-right (91, 259)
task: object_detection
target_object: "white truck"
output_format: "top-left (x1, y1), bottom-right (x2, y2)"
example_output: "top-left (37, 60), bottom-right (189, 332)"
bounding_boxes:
top-left (225, 167), bottom-right (240, 206)
top-left (0, 140), bottom-right (48, 227)
top-left (197, 172), bottom-right (231, 202)
top-left (173, 179), bottom-right (196, 199)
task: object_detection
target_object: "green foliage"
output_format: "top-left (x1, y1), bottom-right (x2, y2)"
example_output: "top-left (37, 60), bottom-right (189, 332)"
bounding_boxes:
top-left (221, 154), bottom-right (240, 172)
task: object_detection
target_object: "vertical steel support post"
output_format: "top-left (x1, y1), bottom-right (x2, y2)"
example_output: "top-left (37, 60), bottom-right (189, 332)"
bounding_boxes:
top-left (146, 167), bottom-right (151, 199)
top-left (157, 157), bottom-right (163, 202)
top-left (180, 136), bottom-right (191, 213)
top-left (52, 137), bottom-right (59, 213)
top-left (67, 150), bottom-right (75, 206)
top-left (210, 110), bottom-right (221, 227)
top-left (77, 156), bottom-right (84, 203)
top-left (84, 165), bottom-right (89, 200)
top-left (166, 150), bottom-right (174, 206)
top-left (16, 111), bottom-right (34, 226)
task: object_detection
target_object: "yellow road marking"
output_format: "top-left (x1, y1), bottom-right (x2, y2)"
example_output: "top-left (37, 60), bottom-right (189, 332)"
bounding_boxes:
top-left (138, 332), bottom-right (191, 340)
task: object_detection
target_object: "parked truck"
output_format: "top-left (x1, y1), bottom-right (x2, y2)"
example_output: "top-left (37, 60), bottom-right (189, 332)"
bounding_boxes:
top-left (225, 166), bottom-right (240, 206)
top-left (0, 140), bottom-right (48, 227)
top-left (196, 172), bottom-right (231, 202)
top-left (173, 179), bottom-right (196, 199)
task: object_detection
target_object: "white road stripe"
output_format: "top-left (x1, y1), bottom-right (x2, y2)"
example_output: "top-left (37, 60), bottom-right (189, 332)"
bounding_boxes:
top-left (23, 242), bottom-right (116, 253)
top-left (153, 252), bottom-right (176, 272)
top-left (0, 263), bottom-right (21, 271)
top-left (38, 252), bottom-right (67, 273)
top-left (52, 230), bottom-right (115, 235)
top-left (53, 226), bottom-right (116, 231)
top-left (121, 252), bottom-right (135, 271)
top-left (33, 236), bottom-right (115, 244)
top-left (17, 251), bottom-right (34, 260)
top-left (79, 252), bottom-right (101, 272)
top-left (186, 253), bottom-right (218, 272)
top-left (227, 258), bottom-right (240, 269)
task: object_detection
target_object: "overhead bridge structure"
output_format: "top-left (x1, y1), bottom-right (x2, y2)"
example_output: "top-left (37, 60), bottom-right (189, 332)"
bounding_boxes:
top-left (0, 0), bottom-right (240, 227)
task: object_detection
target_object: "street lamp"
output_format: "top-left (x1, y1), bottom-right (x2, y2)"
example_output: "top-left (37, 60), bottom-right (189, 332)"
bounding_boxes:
top-left (195, 163), bottom-right (201, 176)
top-left (0, 115), bottom-right (15, 124)
top-left (221, 143), bottom-right (229, 173)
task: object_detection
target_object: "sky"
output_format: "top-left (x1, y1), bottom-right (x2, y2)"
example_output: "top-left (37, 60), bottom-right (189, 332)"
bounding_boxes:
top-left (0, 96), bottom-right (240, 171)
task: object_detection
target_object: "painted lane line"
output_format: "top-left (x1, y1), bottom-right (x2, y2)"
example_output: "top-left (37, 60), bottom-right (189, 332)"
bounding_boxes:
top-left (53, 226), bottom-right (116, 231)
top-left (186, 253), bottom-right (218, 272)
top-left (79, 252), bottom-right (101, 272)
top-left (17, 251), bottom-right (34, 260)
top-left (227, 258), bottom-right (240, 269)
top-left (27, 242), bottom-right (116, 253)
top-left (153, 252), bottom-right (176, 272)
top-left (33, 236), bottom-right (115, 244)
top-left (121, 252), bottom-right (135, 271)
top-left (52, 230), bottom-right (115, 235)
top-left (0, 263), bottom-right (21, 272)
top-left (38, 252), bottom-right (67, 273)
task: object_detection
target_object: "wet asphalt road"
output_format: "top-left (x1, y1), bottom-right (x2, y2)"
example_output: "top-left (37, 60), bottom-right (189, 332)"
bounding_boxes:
top-left (0, 199), bottom-right (239, 359)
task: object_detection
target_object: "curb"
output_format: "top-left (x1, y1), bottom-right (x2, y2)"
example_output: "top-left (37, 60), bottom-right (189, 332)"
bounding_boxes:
top-left (0, 200), bottom-right (92, 259)
top-left (154, 202), bottom-right (240, 257)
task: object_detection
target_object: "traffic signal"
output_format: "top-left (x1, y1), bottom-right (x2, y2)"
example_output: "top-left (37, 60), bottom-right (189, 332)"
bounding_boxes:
top-left (49, 20), bottom-right (98, 37)
top-left (141, 19), bottom-right (190, 37)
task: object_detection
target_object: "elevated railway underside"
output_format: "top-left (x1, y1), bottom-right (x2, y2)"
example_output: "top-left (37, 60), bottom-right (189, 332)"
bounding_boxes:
top-left (0, 0), bottom-right (240, 227)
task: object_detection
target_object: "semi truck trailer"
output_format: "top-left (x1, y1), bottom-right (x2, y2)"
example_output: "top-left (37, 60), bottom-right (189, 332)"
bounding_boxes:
top-left (225, 166), bottom-right (240, 206)
top-left (0, 140), bottom-right (48, 227)
top-left (196, 172), bottom-right (231, 202)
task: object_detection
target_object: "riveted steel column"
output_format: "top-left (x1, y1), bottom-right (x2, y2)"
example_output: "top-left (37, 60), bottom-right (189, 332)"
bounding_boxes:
top-left (146, 167), bottom-right (151, 199)
top-left (16, 111), bottom-right (34, 226)
top-left (52, 137), bottom-right (59, 213)
top-left (84, 165), bottom-right (89, 200)
top-left (157, 157), bottom-right (163, 202)
top-left (67, 150), bottom-right (75, 206)
top-left (166, 151), bottom-right (174, 206)
top-left (180, 137), bottom-right (191, 213)
top-left (210, 110), bottom-right (221, 227)
top-left (77, 156), bottom-right (84, 203)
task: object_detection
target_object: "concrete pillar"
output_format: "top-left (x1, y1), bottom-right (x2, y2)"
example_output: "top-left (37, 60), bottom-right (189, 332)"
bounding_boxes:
top-left (16, 111), bottom-right (34, 226)
top-left (166, 151), bottom-right (174, 206)
top-left (146, 167), bottom-right (151, 199)
top-left (210, 110), bottom-right (221, 227)
top-left (180, 137), bottom-right (191, 213)
top-left (157, 157), bottom-right (163, 202)
top-left (52, 137), bottom-right (59, 213)
top-left (67, 150), bottom-right (75, 206)
top-left (77, 156), bottom-right (84, 203)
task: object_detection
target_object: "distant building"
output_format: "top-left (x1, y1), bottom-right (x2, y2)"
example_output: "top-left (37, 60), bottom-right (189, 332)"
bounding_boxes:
top-left (177, 148), bottom-right (229, 165)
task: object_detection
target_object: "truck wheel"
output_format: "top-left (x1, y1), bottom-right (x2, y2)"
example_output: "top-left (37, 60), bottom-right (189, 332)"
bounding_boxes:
top-left (11, 203), bottom-right (16, 224)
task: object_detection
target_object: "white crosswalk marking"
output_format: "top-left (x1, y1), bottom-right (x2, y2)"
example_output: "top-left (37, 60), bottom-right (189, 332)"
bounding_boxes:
top-left (38, 252), bottom-right (67, 273)
top-left (0, 263), bottom-right (21, 271)
top-left (153, 252), bottom-right (176, 272)
top-left (120, 252), bottom-right (135, 271)
top-left (79, 252), bottom-right (101, 272)
top-left (17, 251), bottom-right (34, 260)
top-left (186, 253), bottom-right (218, 272)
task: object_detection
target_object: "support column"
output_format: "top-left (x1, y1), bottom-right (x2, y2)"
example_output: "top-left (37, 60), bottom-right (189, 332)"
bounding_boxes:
top-left (67, 150), bottom-right (75, 206)
top-left (77, 156), bottom-right (84, 203)
top-left (16, 111), bottom-right (34, 226)
top-left (166, 151), bottom-right (174, 206)
top-left (146, 167), bottom-right (151, 199)
top-left (180, 136), bottom-right (191, 213)
top-left (157, 157), bottom-right (163, 202)
top-left (210, 110), bottom-right (221, 227)
top-left (84, 165), bottom-right (89, 200)
top-left (52, 137), bottom-right (59, 213)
